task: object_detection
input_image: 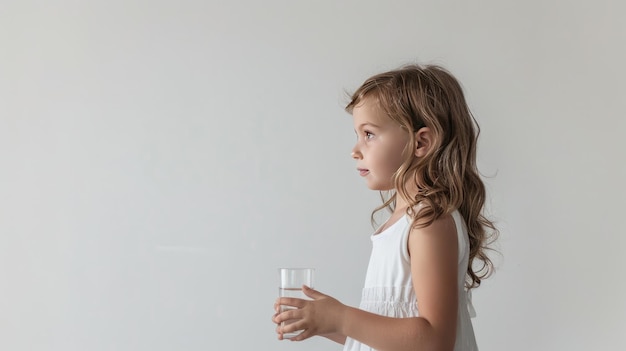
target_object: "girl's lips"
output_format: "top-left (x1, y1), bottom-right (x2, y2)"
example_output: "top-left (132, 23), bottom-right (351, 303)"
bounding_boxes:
top-left (357, 168), bottom-right (369, 176)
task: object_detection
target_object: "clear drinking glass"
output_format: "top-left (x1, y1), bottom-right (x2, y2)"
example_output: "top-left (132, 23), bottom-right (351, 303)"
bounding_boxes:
top-left (278, 268), bottom-right (314, 339)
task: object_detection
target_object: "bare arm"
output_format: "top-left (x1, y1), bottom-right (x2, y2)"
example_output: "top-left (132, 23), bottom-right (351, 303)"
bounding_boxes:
top-left (338, 214), bottom-right (459, 351)
top-left (274, 214), bottom-right (459, 351)
top-left (322, 333), bottom-right (347, 345)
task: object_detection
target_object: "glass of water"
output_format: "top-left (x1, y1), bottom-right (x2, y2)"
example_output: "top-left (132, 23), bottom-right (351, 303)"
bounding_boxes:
top-left (278, 268), bottom-right (314, 339)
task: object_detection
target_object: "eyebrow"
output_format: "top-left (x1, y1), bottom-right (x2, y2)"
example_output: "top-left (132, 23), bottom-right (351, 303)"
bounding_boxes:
top-left (356, 122), bottom-right (381, 129)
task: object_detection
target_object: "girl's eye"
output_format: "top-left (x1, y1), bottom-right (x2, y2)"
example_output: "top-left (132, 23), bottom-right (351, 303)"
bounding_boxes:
top-left (365, 131), bottom-right (374, 139)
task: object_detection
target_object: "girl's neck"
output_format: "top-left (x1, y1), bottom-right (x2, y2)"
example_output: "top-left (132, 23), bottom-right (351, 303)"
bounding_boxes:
top-left (374, 190), bottom-right (414, 235)
top-left (393, 184), bottom-right (416, 213)
top-left (394, 176), bottom-right (423, 210)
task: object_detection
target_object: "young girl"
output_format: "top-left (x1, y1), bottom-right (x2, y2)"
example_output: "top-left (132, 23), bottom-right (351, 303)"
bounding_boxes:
top-left (273, 64), bottom-right (497, 351)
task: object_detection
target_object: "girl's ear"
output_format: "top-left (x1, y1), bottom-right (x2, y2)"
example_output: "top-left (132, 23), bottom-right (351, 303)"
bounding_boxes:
top-left (414, 127), bottom-right (434, 158)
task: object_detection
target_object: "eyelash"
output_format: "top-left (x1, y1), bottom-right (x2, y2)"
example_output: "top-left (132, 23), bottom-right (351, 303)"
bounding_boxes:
top-left (354, 130), bottom-right (375, 141)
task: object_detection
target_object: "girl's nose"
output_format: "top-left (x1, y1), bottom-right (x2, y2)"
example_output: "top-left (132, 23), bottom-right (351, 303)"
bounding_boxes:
top-left (351, 148), bottom-right (362, 159)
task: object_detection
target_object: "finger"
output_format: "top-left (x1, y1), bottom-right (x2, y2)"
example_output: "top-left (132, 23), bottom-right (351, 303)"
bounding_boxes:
top-left (275, 325), bottom-right (284, 340)
top-left (272, 311), bottom-right (287, 324)
top-left (290, 328), bottom-right (313, 342)
top-left (277, 297), bottom-right (307, 309)
top-left (274, 308), bottom-right (302, 324)
top-left (302, 285), bottom-right (326, 299)
top-left (280, 320), bottom-right (306, 337)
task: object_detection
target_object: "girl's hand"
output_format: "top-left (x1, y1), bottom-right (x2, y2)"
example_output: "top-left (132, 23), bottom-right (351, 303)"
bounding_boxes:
top-left (272, 285), bottom-right (345, 341)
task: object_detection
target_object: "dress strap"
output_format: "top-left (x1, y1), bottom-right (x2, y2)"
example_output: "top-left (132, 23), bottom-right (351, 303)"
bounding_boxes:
top-left (467, 289), bottom-right (477, 318)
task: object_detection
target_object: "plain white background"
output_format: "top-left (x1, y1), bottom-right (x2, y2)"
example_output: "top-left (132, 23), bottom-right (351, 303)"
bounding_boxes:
top-left (1, 0), bottom-right (625, 350)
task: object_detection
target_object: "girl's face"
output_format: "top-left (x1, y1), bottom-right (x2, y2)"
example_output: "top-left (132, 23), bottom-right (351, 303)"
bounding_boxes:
top-left (351, 99), bottom-right (411, 191)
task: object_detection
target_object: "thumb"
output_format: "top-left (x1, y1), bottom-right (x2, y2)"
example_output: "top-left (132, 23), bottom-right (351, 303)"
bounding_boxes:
top-left (302, 285), bottom-right (325, 299)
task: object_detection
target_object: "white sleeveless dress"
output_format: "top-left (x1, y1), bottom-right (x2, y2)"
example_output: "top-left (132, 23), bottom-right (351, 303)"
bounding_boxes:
top-left (342, 210), bottom-right (478, 351)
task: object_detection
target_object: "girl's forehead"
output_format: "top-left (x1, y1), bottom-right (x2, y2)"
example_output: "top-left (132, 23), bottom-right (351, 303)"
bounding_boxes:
top-left (352, 99), bottom-right (388, 124)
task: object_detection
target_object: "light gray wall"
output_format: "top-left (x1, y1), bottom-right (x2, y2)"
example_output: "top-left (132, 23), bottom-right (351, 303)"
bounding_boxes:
top-left (1, 1), bottom-right (625, 350)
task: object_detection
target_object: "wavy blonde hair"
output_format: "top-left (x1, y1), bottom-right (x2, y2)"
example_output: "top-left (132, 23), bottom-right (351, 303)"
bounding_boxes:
top-left (346, 64), bottom-right (498, 289)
